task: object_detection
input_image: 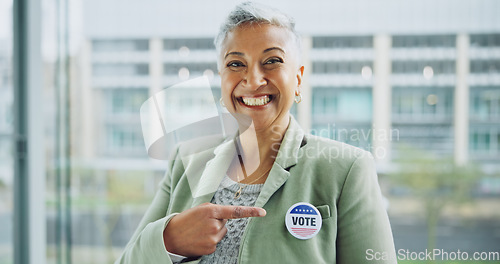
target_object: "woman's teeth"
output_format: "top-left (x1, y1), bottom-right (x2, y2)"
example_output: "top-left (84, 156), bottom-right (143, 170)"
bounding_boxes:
top-left (242, 96), bottom-right (270, 106)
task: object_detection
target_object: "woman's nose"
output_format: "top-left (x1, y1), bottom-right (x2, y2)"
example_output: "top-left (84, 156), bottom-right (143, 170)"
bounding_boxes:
top-left (243, 66), bottom-right (266, 90)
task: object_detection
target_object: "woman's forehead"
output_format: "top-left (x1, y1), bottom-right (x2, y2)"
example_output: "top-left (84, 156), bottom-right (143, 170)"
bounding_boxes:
top-left (223, 23), bottom-right (296, 56)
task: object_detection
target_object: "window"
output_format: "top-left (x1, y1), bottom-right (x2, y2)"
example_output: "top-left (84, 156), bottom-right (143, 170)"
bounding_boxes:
top-left (391, 124), bottom-right (454, 156)
top-left (470, 86), bottom-right (500, 121)
top-left (105, 124), bottom-right (147, 156)
top-left (470, 126), bottom-right (500, 157)
top-left (312, 87), bottom-right (372, 122)
top-left (311, 85), bottom-right (373, 150)
top-left (105, 88), bottom-right (149, 114)
top-left (392, 86), bottom-right (454, 156)
top-left (93, 63), bottom-right (149, 76)
top-left (93, 39), bottom-right (149, 52)
top-left (312, 88), bottom-right (338, 117)
top-left (392, 35), bottom-right (455, 48)
top-left (392, 60), bottom-right (455, 74)
top-left (312, 61), bottom-right (372, 74)
top-left (470, 60), bottom-right (500, 74)
top-left (163, 38), bottom-right (214, 50)
top-left (392, 86), bottom-right (454, 121)
top-left (312, 36), bottom-right (373, 48)
top-left (470, 131), bottom-right (490, 152)
top-left (470, 34), bottom-right (500, 48)
top-left (164, 63), bottom-right (217, 75)
top-left (311, 123), bottom-right (373, 150)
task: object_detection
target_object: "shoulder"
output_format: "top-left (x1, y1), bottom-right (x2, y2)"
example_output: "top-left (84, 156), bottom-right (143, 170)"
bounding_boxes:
top-left (165, 134), bottom-right (229, 184)
top-left (166, 134), bottom-right (228, 171)
top-left (302, 133), bottom-right (371, 160)
top-left (297, 133), bottom-right (374, 174)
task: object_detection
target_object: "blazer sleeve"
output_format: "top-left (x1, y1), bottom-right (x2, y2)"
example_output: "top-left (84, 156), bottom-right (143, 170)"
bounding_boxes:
top-left (115, 148), bottom-right (181, 264)
top-left (336, 152), bottom-right (397, 264)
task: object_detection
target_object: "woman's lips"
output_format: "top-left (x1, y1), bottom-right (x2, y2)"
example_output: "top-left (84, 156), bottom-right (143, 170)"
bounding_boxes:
top-left (239, 95), bottom-right (272, 106)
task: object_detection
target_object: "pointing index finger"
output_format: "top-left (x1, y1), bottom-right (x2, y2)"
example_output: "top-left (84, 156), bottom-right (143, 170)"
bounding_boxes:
top-left (212, 205), bottom-right (266, 219)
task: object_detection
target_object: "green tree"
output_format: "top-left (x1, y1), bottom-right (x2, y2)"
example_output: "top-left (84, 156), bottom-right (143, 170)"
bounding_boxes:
top-left (389, 146), bottom-right (480, 263)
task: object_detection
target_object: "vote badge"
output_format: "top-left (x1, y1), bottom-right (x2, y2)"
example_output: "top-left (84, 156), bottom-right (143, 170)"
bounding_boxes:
top-left (285, 202), bottom-right (322, 240)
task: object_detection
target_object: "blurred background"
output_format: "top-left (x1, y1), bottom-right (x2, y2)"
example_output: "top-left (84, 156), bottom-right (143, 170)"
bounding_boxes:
top-left (1, 0), bottom-right (500, 263)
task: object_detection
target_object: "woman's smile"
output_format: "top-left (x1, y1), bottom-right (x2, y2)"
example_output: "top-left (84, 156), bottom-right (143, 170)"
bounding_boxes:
top-left (239, 94), bottom-right (272, 107)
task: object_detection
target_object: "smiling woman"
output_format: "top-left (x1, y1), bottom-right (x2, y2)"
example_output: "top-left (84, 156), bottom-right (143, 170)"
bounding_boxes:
top-left (116, 2), bottom-right (396, 264)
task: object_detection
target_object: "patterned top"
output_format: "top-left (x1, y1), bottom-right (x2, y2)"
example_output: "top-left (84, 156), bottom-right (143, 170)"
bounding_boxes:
top-left (198, 175), bottom-right (264, 264)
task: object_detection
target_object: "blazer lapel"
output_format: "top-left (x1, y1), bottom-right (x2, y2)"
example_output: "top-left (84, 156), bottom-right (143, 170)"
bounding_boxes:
top-left (255, 117), bottom-right (305, 208)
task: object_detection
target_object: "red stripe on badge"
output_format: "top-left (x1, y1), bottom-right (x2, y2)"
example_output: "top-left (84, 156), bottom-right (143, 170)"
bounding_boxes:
top-left (291, 227), bottom-right (317, 237)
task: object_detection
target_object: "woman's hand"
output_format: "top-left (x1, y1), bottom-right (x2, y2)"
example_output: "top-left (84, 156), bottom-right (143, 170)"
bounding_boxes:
top-left (163, 202), bottom-right (266, 257)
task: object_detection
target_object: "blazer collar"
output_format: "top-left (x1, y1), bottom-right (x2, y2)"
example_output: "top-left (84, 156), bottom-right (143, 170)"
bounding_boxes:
top-left (273, 116), bottom-right (305, 170)
top-left (254, 116), bottom-right (305, 207)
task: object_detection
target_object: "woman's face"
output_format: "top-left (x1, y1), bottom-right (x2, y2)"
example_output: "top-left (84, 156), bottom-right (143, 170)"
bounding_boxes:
top-left (219, 23), bottom-right (304, 131)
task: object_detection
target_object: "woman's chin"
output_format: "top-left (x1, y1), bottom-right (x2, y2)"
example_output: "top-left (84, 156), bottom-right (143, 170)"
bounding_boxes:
top-left (231, 109), bottom-right (288, 133)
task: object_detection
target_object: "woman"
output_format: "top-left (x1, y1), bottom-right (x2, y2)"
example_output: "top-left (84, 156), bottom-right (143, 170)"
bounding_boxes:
top-left (117, 2), bottom-right (396, 263)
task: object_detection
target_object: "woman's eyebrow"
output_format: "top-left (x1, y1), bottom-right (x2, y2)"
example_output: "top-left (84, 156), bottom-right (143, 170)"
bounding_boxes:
top-left (263, 47), bottom-right (285, 54)
top-left (224, 47), bottom-right (285, 59)
top-left (224, 51), bottom-right (244, 59)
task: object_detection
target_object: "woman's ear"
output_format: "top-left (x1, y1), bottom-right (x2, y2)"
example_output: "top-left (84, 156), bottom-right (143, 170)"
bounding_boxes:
top-left (297, 65), bottom-right (304, 87)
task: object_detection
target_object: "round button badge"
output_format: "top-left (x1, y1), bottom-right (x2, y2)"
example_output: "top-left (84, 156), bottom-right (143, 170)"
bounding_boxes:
top-left (285, 202), bottom-right (322, 240)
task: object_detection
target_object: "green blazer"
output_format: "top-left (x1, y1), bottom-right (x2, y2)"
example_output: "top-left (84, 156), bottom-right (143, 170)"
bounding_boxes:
top-left (116, 117), bottom-right (397, 264)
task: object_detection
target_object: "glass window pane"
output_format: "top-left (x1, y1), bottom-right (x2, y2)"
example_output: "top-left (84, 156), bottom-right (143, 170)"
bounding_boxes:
top-left (30, 1), bottom-right (500, 263)
top-left (0, 1), bottom-right (13, 263)
top-left (337, 90), bottom-right (372, 121)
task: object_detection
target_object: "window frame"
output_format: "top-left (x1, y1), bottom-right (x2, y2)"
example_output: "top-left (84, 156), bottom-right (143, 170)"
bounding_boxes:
top-left (13, 0), bottom-right (46, 264)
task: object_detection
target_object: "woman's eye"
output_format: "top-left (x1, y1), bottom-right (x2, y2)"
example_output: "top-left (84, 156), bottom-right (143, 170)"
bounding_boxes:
top-left (264, 57), bottom-right (283, 64)
top-left (227, 61), bottom-right (244, 68)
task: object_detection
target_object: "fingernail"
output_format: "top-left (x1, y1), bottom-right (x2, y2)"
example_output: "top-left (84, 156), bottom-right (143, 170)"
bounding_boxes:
top-left (258, 209), bottom-right (266, 217)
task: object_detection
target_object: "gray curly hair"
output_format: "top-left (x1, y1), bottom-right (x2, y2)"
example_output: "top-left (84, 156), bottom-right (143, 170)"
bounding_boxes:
top-left (214, 1), bottom-right (302, 69)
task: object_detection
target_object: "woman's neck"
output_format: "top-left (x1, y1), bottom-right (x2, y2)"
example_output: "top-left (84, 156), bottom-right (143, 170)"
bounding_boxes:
top-left (235, 117), bottom-right (289, 176)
